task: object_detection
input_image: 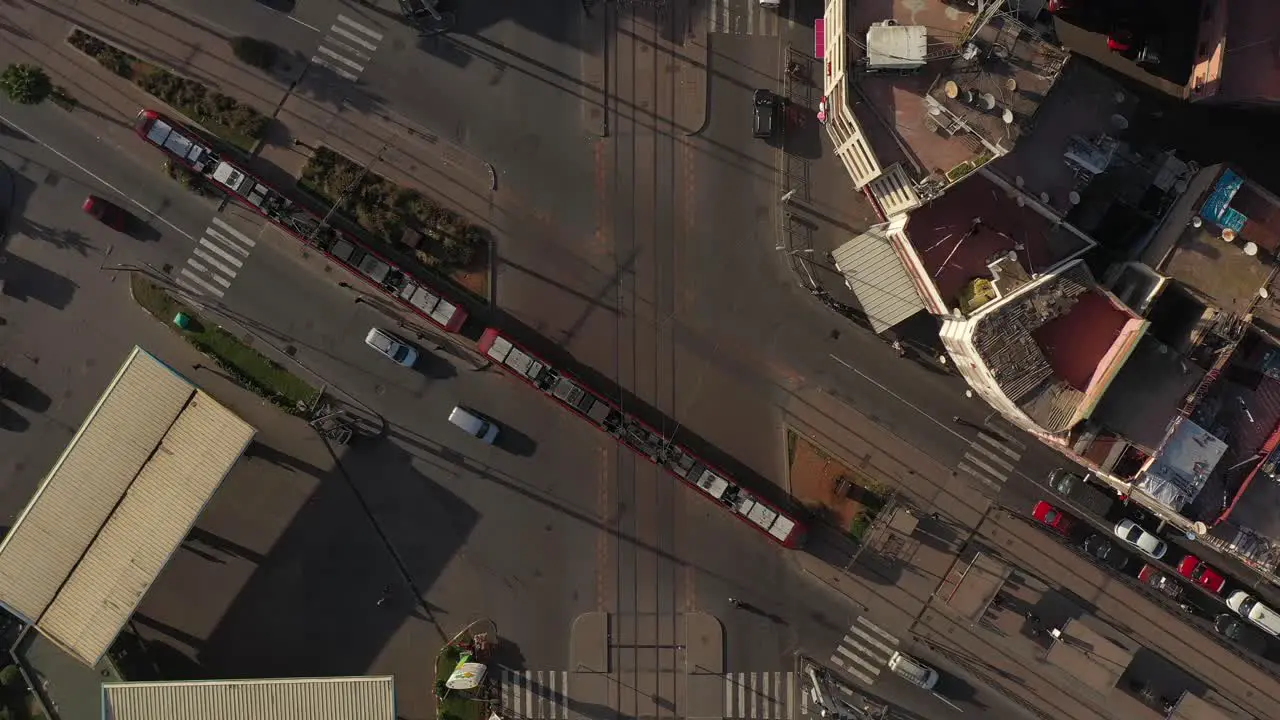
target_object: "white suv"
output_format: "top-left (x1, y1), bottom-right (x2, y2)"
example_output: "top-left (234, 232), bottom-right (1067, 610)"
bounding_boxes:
top-left (365, 327), bottom-right (419, 367)
top-left (1113, 519), bottom-right (1166, 560)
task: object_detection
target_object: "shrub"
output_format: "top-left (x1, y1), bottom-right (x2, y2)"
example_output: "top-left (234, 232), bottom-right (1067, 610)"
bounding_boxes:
top-left (0, 663), bottom-right (22, 688)
top-left (231, 37), bottom-right (279, 70)
top-left (0, 64), bottom-right (52, 104)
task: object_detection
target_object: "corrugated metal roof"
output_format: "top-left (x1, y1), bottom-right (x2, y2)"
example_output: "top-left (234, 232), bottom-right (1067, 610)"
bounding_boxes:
top-left (40, 392), bottom-right (255, 666)
top-left (0, 348), bottom-right (194, 622)
top-left (101, 676), bottom-right (396, 720)
top-left (832, 230), bottom-right (926, 333)
top-left (0, 347), bottom-right (255, 667)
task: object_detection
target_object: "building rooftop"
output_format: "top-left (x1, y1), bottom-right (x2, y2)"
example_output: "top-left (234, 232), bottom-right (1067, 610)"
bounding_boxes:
top-left (1143, 166), bottom-right (1280, 329)
top-left (901, 173), bottom-right (1093, 311)
top-left (1090, 335), bottom-right (1204, 454)
top-left (989, 61), bottom-right (1142, 216)
top-left (1201, 0), bottom-right (1280, 106)
top-left (969, 262), bottom-right (1146, 433)
top-left (848, 0), bottom-right (1068, 193)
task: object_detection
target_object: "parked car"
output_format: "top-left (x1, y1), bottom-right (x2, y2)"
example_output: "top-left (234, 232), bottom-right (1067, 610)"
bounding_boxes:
top-left (1113, 519), bottom-right (1166, 560)
top-left (752, 89), bottom-right (778, 138)
top-left (1138, 564), bottom-right (1182, 599)
top-left (1226, 591), bottom-right (1280, 637)
top-left (82, 194), bottom-right (129, 231)
top-left (1046, 468), bottom-right (1117, 516)
top-left (1084, 534), bottom-right (1130, 571)
top-left (448, 405), bottom-right (500, 444)
top-left (887, 652), bottom-right (938, 690)
top-left (364, 327), bottom-right (419, 367)
top-left (1176, 555), bottom-right (1226, 594)
top-left (1032, 501), bottom-right (1075, 536)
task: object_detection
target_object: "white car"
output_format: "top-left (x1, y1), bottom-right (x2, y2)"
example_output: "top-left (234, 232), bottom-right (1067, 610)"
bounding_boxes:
top-left (365, 327), bottom-right (419, 367)
top-left (1113, 519), bottom-right (1166, 560)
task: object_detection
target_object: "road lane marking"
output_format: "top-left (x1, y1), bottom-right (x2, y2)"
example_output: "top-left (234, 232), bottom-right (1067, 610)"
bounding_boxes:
top-left (739, 673), bottom-right (745, 718)
top-left (186, 259), bottom-right (231, 287)
top-left (829, 655), bottom-right (876, 685)
top-left (316, 36), bottom-right (372, 62)
top-left (316, 45), bottom-right (365, 71)
top-left (198, 238), bottom-right (245, 266)
top-left (968, 438), bottom-right (1015, 472)
top-left (855, 616), bottom-right (898, 644)
top-left (192, 249), bottom-right (237, 278)
top-left (788, 672), bottom-right (796, 720)
top-left (336, 14), bottom-right (383, 39)
top-left (0, 113), bottom-right (197, 242)
top-left (847, 626), bottom-right (895, 655)
top-left (835, 645), bottom-right (879, 673)
top-left (525, 671), bottom-right (533, 718)
top-left (211, 217), bottom-right (256, 247)
top-left (179, 268), bottom-right (225, 297)
top-left (725, 672), bottom-right (733, 715)
top-left (287, 15), bottom-right (322, 32)
top-left (205, 229), bottom-right (251, 256)
top-left (310, 56), bottom-right (359, 81)
top-left (330, 24), bottom-right (379, 50)
top-left (960, 452), bottom-right (1008, 482)
top-left (980, 431), bottom-right (1023, 458)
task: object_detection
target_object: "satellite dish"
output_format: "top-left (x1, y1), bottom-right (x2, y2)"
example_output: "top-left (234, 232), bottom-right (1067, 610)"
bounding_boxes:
top-left (929, 105), bottom-right (942, 116)
top-left (1002, 108), bottom-right (1014, 124)
top-left (1039, 192), bottom-right (1050, 203)
top-left (1015, 195), bottom-right (1026, 207)
top-left (945, 80), bottom-right (959, 98)
top-left (1245, 241), bottom-right (1259, 256)
top-left (1114, 91), bottom-right (1127, 103)
top-left (1069, 191), bottom-right (1081, 205)
top-left (1006, 78), bottom-right (1018, 92)
top-left (1175, 180), bottom-right (1188, 193)
top-left (1192, 521), bottom-right (1208, 536)
top-left (1015, 175), bottom-right (1025, 187)
top-left (1111, 114), bottom-right (1130, 130)
top-left (1261, 287), bottom-right (1271, 299)
top-left (981, 93), bottom-right (997, 110)
top-left (1191, 216), bottom-right (1203, 228)
top-left (964, 88), bottom-right (978, 105)
top-left (1222, 228), bottom-right (1237, 242)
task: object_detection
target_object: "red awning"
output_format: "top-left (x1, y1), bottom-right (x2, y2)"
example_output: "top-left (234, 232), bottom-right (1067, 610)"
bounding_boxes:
top-left (815, 19), bottom-right (826, 59)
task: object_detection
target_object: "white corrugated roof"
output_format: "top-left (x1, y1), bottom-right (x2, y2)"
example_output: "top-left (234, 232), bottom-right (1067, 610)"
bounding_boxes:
top-left (0, 347), bottom-right (255, 666)
top-left (833, 230), bottom-right (927, 333)
top-left (101, 676), bottom-right (396, 720)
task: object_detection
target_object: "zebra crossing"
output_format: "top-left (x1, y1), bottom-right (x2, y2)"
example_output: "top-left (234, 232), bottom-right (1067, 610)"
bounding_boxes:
top-left (723, 671), bottom-right (809, 719)
top-left (499, 669), bottom-right (570, 719)
top-left (176, 218), bottom-right (257, 299)
top-left (828, 616), bottom-right (899, 686)
top-left (707, 0), bottom-right (793, 36)
top-left (956, 423), bottom-right (1026, 494)
top-left (311, 14), bottom-right (383, 83)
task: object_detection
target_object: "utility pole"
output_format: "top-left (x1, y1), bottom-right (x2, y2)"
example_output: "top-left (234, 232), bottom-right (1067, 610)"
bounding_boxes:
top-left (305, 142), bottom-right (389, 246)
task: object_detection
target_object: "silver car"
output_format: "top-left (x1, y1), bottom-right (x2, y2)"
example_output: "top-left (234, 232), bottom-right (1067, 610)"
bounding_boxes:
top-left (365, 327), bottom-right (419, 367)
top-left (1114, 519), bottom-right (1166, 560)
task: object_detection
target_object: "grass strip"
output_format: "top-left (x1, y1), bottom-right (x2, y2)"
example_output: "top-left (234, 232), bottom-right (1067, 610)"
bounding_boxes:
top-left (132, 276), bottom-right (317, 411)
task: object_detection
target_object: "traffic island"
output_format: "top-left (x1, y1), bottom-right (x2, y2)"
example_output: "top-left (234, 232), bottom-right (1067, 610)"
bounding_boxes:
top-left (65, 28), bottom-right (269, 153)
top-left (434, 620), bottom-right (499, 720)
top-left (786, 428), bottom-right (889, 542)
top-left (298, 147), bottom-right (491, 301)
top-left (130, 275), bottom-right (318, 414)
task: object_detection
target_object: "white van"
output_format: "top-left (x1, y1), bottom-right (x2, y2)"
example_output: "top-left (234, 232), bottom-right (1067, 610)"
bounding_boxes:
top-left (758, 0), bottom-right (780, 7)
top-left (887, 651), bottom-right (939, 690)
top-left (1226, 591), bottom-right (1280, 637)
top-left (448, 406), bottom-right (500, 444)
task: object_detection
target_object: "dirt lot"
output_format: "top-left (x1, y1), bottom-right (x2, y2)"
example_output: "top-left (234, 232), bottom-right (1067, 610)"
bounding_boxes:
top-left (788, 429), bottom-right (887, 540)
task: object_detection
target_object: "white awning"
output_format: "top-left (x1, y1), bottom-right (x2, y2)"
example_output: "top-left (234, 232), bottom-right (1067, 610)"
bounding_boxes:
top-left (102, 676), bottom-right (396, 720)
top-left (0, 347), bottom-right (255, 666)
top-left (832, 229), bottom-right (926, 333)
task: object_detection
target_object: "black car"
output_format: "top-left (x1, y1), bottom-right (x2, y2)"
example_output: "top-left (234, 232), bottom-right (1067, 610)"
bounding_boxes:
top-left (1047, 468), bottom-right (1117, 517)
top-left (752, 89), bottom-right (778, 139)
top-left (1083, 533), bottom-right (1130, 571)
top-left (1214, 613), bottom-right (1268, 654)
top-left (399, 0), bottom-right (454, 33)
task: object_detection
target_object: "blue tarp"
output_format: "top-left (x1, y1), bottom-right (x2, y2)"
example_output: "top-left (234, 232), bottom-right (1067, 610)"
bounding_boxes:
top-left (1201, 169), bottom-right (1249, 233)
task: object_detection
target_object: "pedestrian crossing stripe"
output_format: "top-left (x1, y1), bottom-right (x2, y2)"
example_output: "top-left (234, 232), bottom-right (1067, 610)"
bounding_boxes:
top-left (957, 427), bottom-right (1024, 492)
top-left (828, 616), bottom-right (899, 686)
top-left (723, 671), bottom-right (802, 719)
top-left (499, 669), bottom-right (570, 720)
top-left (707, 0), bottom-right (795, 37)
top-left (176, 219), bottom-right (257, 299)
top-left (312, 14), bottom-right (383, 83)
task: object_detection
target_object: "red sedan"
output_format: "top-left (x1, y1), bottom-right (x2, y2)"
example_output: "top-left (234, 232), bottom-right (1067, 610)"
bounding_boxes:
top-left (1177, 556), bottom-right (1226, 594)
top-left (1033, 501), bottom-right (1075, 535)
top-left (82, 195), bottom-right (129, 232)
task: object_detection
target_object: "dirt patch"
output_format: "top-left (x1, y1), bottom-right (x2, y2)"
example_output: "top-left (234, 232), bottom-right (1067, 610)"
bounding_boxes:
top-left (787, 429), bottom-right (888, 541)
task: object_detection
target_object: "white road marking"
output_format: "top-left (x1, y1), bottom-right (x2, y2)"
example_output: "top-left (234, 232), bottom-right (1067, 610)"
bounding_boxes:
top-left (316, 45), bottom-right (365, 71)
top-left (329, 24), bottom-right (379, 50)
top-left (204, 228), bottom-right (251, 256)
top-left (179, 268), bottom-right (225, 297)
top-left (829, 655), bottom-right (876, 685)
top-left (186, 259), bottom-right (231, 287)
top-left (980, 432), bottom-right (1023, 459)
top-left (198, 238), bottom-right (245, 266)
top-left (336, 13), bottom-right (383, 39)
top-left (835, 644), bottom-right (879, 674)
top-left (310, 56), bottom-right (359, 81)
top-left (0, 113), bottom-right (197, 242)
top-left (968, 438), bottom-right (1015, 472)
top-left (847, 626), bottom-right (895, 655)
top-left (960, 452), bottom-right (1009, 482)
top-left (286, 14), bottom-right (322, 32)
top-left (211, 217), bottom-right (257, 247)
top-left (317, 36), bottom-right (372, 62)
top-left (855, 616), bottom-right (898, 644)
top-left (192, 248), bottom-right (237, 278)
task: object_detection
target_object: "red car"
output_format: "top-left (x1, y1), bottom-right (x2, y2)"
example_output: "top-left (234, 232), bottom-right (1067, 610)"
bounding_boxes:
top-left (82, 195), bottom-right (128, 232)
top-left (1033, 501), bottom-right (1075, 535)
top-left (1177, 555), bottom-right (1226, 594)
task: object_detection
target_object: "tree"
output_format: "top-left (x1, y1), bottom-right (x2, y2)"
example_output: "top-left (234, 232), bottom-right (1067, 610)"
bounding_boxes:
top-left (230, 37), bottom-right (278, 70)
top-left (0, 64), bottom-right (53, 105)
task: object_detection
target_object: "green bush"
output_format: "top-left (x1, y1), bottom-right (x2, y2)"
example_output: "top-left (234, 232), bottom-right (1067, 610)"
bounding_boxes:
top-left (0, 64), bottom-right (53, 105)
top-left (0, 663), bottom-right (21, 689)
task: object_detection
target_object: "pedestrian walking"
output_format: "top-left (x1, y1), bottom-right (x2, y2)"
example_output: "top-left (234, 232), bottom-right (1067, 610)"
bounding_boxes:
top-left (891, 340), bottom-right (906, 357)
top-left (376, 584), bottom-right (392, 608)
